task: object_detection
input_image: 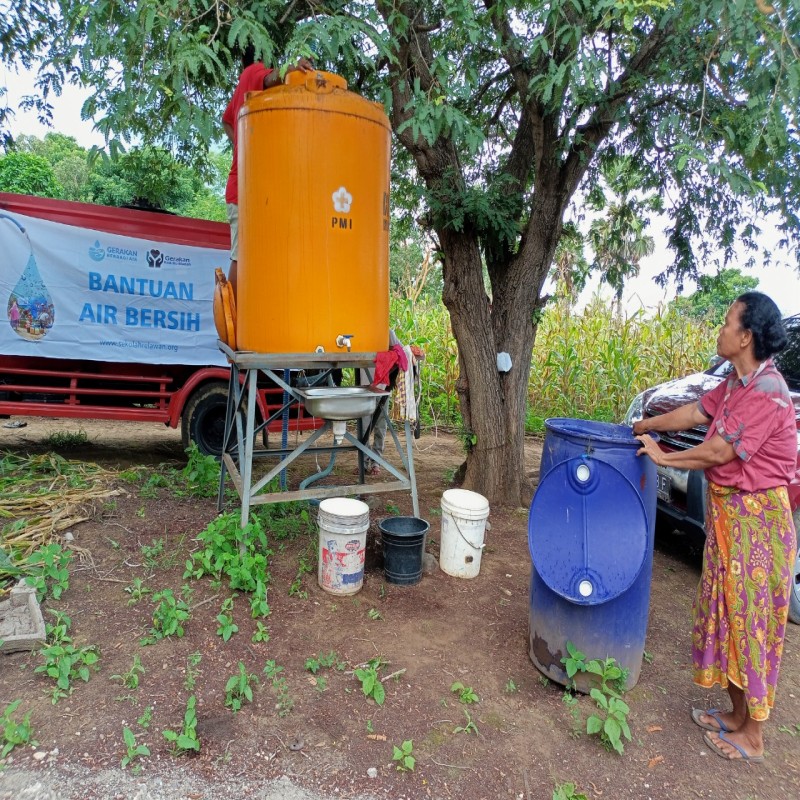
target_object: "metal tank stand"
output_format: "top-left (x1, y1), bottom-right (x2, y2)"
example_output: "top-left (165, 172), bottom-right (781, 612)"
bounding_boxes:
top-left (216, 343), bottom-right (420, 528)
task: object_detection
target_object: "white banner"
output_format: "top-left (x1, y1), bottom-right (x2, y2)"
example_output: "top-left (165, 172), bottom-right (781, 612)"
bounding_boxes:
top-left (1, 210), bottom-right (228, 366)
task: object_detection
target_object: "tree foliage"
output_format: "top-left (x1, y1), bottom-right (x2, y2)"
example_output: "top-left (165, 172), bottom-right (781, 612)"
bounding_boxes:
top-left (3, 1), bottom-right (799, 502)
top-left (0, 150), bottom-right (63, 196)
top-left (3, 133), bottom-right (228, 219)
top-left (14, 132), bottom-right (90, 200)
top-left (670, 268), bottom-right (760, 325)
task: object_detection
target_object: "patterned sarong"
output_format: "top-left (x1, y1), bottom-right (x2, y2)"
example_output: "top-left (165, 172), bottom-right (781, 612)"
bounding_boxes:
top-left (692, 481), bottom-right (797, 721)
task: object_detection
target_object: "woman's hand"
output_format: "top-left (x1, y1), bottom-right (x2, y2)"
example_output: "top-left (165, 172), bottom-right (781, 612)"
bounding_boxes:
top-left (632, 419), bottom-right (649, 436)
top-left (635, 433), bottom-right (662, 465)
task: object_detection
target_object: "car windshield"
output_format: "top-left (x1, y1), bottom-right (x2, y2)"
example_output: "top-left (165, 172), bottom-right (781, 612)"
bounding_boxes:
top-left (777, 317), bottom-right (800, 390)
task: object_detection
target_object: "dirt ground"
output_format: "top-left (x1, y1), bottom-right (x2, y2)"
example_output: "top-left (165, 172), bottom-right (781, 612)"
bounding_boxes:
top-left (1, 416), bottom-right (799, 800)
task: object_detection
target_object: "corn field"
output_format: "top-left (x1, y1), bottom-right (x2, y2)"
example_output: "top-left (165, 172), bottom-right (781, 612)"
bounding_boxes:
top-left (391, 296), bottom-right (717, 433)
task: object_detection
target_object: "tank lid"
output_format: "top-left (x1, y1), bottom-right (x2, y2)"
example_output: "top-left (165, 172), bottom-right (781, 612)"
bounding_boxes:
top-left (528, 456), bottom-right (649, 606)
top-left (285, 69), bottom-right (347, 91)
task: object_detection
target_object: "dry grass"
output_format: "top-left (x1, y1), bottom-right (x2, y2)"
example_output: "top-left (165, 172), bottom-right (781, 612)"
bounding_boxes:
top-left (0, 452), bottom-right (123, 595)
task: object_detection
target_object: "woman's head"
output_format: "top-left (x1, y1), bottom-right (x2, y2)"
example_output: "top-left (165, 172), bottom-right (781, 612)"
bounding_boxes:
top-left (735, 291), bottom-right (788, 362)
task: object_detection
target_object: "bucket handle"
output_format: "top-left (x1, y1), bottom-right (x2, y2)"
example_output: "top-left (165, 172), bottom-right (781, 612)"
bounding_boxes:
top-left (450, 513), bottom-right (485, 551)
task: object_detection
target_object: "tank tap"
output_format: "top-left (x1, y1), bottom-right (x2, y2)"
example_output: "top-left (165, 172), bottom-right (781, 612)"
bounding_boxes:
top-left (336, 334), bottom-right (354, 352)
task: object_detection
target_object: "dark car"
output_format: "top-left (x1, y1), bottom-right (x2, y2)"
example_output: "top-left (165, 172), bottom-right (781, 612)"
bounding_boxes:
top-left (624, 315), bottom-right (800, 624)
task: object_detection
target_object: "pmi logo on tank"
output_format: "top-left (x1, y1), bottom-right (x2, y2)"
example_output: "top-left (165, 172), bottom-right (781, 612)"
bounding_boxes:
top-left (331, 186), bottom-right (353, 230)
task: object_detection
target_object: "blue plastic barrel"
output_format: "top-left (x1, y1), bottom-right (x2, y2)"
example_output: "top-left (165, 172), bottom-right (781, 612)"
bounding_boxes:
top-left (528, 418), bottom-right (657, 691)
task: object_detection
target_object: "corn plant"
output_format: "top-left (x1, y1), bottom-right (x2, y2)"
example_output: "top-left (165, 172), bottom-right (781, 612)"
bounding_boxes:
top-left (529, 299), bottom-right (715, 427)
top-left (389, 293), bottom-right (715, 433)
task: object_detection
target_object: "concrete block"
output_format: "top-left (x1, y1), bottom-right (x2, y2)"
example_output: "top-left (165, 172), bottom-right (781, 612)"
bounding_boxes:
top-left (0, 579), bottom-right (46, 653)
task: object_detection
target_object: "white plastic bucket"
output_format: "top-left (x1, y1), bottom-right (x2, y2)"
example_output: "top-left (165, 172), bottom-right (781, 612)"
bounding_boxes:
top-left (439, 489), bottom-right (490, 579)
top-left (318, 497), bottom-right (370, 595)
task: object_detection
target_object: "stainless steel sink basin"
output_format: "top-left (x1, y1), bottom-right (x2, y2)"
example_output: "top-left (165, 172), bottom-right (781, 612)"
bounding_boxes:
top-left (296, 387), bottom-right (389, 420)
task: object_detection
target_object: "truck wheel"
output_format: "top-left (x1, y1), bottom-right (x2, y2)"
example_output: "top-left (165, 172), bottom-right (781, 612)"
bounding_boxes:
top-left (181, 382), bottom-right (230, 457)
top-left (790, 508), bottom-right (800, 625)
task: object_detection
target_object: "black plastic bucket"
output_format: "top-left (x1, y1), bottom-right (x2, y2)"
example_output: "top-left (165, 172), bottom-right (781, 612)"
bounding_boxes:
top-left (379, 516), bottom-right (429, 586)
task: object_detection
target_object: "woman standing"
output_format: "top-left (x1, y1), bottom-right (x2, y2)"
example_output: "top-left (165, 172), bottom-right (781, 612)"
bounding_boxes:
top-left (634, 292), bottom-right (797, 763)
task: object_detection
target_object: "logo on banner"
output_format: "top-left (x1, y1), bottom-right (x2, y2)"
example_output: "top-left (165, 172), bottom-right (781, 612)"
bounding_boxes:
top-left (89, 240), bottom-right (139, 263)
top-left (89, 241), bottom-right (105, 262)
top-left (146, 249), bottom-right (164, 269)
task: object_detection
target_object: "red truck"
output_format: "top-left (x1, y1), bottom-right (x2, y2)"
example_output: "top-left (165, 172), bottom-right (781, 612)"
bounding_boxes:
top-left (0, 192), bottom-right (317, 454)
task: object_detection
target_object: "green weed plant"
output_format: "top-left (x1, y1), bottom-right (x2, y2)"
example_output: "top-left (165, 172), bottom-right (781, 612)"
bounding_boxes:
top-left (355, 657), bottom-right (387, 706)
top-left (143, 589), bottom-right (191, 644)
top-left (111, 654), bottom-right (145, 690)
top-left (35, 615), bottom-right (100, 704)
top-left (120, 726), bottom-right (150, 769)
top-left (184, 513), bottom-right (272, 594)
top-left (1, 700), bottom-right (35, 763)
top-left (561, 641), bottom-right (631, 754)
top-left (216, 596), bottom-right (238, 641)
top-left (24, 542), bottom-right (72, 601)
top-left (181, 444), bottom-right (221, 498)
top-left (224, 662), bottom-right (258, 712)
top-left (263, 660), bottom-right (294, 717)
top-left (392, 739), bottom-right (415, 772)
top-left (553, 782), bottom-right (589, 800)
top-left (162, 695), bottom-right (200, 755)
top-left (450, 681), bottom-right (479, 704)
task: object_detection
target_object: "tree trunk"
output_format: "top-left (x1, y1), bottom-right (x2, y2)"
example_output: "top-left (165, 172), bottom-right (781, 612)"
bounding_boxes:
top-left (436, 181), bottom-right (568, 507)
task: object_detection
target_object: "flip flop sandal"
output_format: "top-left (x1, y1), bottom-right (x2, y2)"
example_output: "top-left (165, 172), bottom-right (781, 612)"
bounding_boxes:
top-left (703, 731), bottom-right (764, 764)
top-left (691, 707), bottom-right (731, 733)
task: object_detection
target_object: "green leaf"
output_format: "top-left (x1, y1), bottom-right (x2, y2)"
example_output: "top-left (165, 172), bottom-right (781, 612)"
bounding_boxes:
top-left (177, 734), bottom-right (199, 751)
top-left (586, 715), bottom-right (603, 735)
top-left (604, 716), bottom-right (621, 743)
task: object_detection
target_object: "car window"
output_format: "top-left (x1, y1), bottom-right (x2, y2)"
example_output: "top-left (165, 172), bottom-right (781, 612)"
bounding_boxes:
top-left (775, 316), bottom-right (800, 389)
top-left (705, 317), bottom-right (799, 389)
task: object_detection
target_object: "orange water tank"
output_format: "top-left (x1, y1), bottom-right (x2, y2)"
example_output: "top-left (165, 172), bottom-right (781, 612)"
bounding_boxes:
top-left (236, 70), bottom-right (391, 354)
